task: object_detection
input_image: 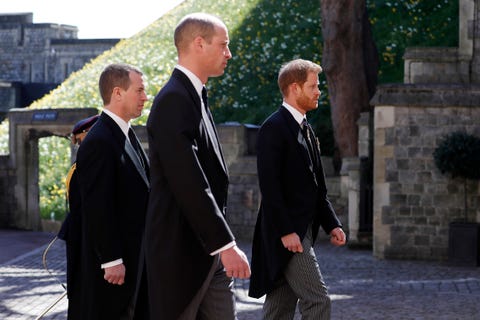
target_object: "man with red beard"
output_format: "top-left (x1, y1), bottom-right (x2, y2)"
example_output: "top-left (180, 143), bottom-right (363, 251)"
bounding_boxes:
top-left (249, 59), bottom-right (346, 320)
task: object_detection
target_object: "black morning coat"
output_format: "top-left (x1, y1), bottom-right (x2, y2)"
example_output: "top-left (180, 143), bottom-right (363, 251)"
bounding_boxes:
top-left (248, 106), bottom-right (342, 298)
top-left (74, 112), bottom-right (150, 319)
top-left (57, 165), bottom-right (82, 319)
top-left (144, 69), bottom-right (235, 319)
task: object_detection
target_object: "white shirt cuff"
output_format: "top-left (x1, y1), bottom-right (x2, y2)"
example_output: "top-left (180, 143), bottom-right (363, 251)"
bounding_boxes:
top-left (101, 258), bottom-right (123, 269)
top-left (210, 241), bottom-right (236, 256)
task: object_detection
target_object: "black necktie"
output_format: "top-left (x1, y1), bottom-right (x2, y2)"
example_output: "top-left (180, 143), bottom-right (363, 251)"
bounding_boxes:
top-left (128, 128), bottom-right (145, 169)
top-left (201, 87), bottom-right (221, 155)
top-left (201, 87), bottom-right (209, 110)
top-left (301, 119), bottom-right (318, 169)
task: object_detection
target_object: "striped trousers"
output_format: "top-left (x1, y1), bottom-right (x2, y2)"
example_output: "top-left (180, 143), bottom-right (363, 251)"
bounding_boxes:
top-left (263, 226), bottom-right (331, 320)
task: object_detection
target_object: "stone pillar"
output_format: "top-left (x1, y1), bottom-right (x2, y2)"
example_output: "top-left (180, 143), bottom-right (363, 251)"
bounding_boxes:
top-left (345, 112), bottom-right (373, 246)
top-left (358, 112), bottom-right (372, 158)
top-left (344, 157), bottom-right (361, 244)
top-left (459, 0), bottom-right (474, 58)
top-left (469, 0), bottom-right (480, 82)
top-left (372, 106), bottom-right (395, 259)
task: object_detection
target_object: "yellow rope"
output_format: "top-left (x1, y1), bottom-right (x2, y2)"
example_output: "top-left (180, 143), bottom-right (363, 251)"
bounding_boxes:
top-left (65, 163), bottom-right (76, 199)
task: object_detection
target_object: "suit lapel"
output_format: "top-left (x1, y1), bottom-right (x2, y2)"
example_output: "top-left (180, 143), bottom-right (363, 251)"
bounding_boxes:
top-left (172, 69), bottom-right (228, 176)
top-left (126, 131), bottom-right (150, 187)
top-left (279, 107), bottom-right (318, 186)
top-left (101, 113), bottom-right (150, 188)
top-left (204, 96), bottom-right (228, 174)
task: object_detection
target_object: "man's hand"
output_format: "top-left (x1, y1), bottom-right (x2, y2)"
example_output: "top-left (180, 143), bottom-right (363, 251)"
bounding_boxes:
top-left (281, 233), bottom-right (303, 253)
top-left (104, 263), bottom-right (126, 285)
top-left (220, 245), bottom-right (251, 279)
top-left (330, 227), bottom-right (346, 246)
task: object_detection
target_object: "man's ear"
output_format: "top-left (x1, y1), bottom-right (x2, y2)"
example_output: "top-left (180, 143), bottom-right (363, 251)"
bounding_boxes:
top-left (112, 87), bottom-right (123, 101)
top-left (290, 82), bottom-right (300, 96)
top-left (193, 36), bottom-right (204, 52)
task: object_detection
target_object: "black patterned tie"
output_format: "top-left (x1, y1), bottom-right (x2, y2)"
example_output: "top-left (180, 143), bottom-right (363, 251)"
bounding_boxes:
top-left (301, 119), bottom-right (318, 168)
top-left (128, 128), bottom-right (145, 169)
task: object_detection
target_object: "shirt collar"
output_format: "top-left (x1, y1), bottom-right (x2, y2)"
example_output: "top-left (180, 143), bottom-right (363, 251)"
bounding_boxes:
top-left (282, 101), bottom-right (306, 125)
top-left (102, 108), bottom-right (130, 138)
top-left (175, 65), bottom-right (204, 98)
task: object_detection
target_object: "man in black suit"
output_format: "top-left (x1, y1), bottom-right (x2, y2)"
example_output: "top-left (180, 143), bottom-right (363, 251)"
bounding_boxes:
top-left (75, 63), bottom-right (150, 319)
top-left (57, 114), bottom-right (98, 320)
top-left (248, 59), bottom-right (346, 320)
top-left (144, 12), bottom-right (250, 320)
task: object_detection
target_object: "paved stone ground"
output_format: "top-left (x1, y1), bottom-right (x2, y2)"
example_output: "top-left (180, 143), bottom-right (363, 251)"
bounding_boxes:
top-left (1, 232), bottom-right (479, 319)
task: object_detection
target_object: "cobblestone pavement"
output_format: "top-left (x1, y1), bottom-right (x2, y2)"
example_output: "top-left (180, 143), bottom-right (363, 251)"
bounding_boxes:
top-left (1, 232), bottom-right (479, 319)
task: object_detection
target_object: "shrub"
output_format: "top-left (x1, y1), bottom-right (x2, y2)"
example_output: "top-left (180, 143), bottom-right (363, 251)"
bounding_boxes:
top-left (433, 131), bottom-right (480, 180)
top-left (433, 131), bottom-right (480, 221)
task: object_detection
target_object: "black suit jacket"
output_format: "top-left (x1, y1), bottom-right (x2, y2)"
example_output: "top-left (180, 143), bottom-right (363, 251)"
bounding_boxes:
top-left (57, 165), bottom-right (83, 320)
top-left (75, 112), bottom-right (149, 319)
top-left (248, 106), bottom-right (342, 298)
top-left (144, 69), bottom-right (235, 319)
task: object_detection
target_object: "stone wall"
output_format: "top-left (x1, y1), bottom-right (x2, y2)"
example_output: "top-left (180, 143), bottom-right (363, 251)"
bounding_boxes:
top-left (0, 155), bottom-right (16, 228)
top-left (0, 82), bottom-right (20, 115)
top-left (0, 13), bottom-right (118, 112)
top-left (48, 39), bottom-right (120, 83)
top-left (0, 14), bottom-right (78, 83)
top-left (218, 123), bottom-right (260, 240)
top-left (372, 85), bottom-right (480, 261)
top-left (403, 47), bottom-right (471, 84)
top-left (0, 25), bottom-right (118, 84)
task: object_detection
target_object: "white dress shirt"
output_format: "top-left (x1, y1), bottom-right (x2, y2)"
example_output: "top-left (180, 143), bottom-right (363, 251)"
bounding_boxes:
top-left (282, 101), bottom-right (306, 125)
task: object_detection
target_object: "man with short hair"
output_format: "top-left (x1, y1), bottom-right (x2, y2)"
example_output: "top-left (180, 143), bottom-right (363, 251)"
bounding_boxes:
top-left (144, 13), bottom-right (250, 320)
top-left (75, 63), bottom-right (149, 319)
top-left (249, 59), bottom-right (346, 320)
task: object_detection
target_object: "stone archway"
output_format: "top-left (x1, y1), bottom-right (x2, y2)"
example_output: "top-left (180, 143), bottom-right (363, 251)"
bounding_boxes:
top-left (0, 108), bottom-right (97, 231)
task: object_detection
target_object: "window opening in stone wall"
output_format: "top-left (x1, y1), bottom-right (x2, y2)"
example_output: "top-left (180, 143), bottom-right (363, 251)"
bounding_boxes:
top-left (18, 25), bottom-right (25, 46)
top-left (64, 63), bottom-right (69, 79)
top-left (29, 63), bottom-right (33, 82)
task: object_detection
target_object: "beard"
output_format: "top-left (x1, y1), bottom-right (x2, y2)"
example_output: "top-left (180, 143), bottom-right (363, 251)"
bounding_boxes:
top-left (296, 92), bottom-right (318, 113)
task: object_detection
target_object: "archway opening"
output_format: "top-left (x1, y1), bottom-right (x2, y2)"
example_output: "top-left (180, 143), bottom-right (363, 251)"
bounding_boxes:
top-left (0, 108), bottom-right (97, 231)
top-left (39, 135), bottom-right (71, 226)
